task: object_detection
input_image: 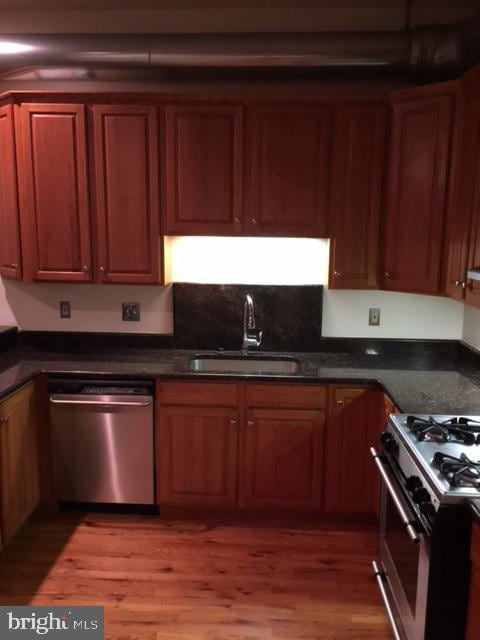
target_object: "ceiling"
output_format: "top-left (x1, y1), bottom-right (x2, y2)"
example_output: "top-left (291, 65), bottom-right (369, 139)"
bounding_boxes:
top-left (0, 0), bottom-right (477, 33)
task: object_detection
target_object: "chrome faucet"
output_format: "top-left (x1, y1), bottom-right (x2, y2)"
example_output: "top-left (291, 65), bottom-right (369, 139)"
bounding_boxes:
top-left (243, 293), bottom-right (262, 352)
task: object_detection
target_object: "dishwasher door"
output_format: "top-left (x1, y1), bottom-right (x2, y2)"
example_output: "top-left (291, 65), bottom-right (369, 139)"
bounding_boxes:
top-left (49, 393), bottom-right (154, 505)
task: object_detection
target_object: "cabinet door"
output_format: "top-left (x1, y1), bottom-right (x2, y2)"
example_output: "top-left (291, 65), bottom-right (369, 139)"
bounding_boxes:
top-left (157, 406), bottom-right (238, 507)
top-left (0, 104), bottom-right (21, 280)
top-left (19, 104), bottom-right (92, 282)
top-left (325, 387), bottom-right (383, 514)
top-left (92, 105), bottom-right (161, 283)
top-left (0, 382), bottom-right (39, 548)
top-left (329, 103), bottom-right (386, 288)
top-left (246, 104), bottom-right (332, 236)
top-left (382, 91), bottom-right (454, 293)
top-left (240, 408), bottom-right (324, 509)
top-left (165, 104), bottom-right (244, 235)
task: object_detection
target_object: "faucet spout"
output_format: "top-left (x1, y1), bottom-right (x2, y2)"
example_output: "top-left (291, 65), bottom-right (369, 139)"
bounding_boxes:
top-left (243, 293), bottom-right (263, 353)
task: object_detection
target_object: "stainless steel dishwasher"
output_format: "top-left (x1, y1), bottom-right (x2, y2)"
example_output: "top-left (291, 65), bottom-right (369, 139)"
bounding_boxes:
top-left (49, 379), bottom-right (155, 506)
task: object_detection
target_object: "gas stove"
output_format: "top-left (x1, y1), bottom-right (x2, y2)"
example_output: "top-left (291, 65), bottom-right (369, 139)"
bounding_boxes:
top-left (384, 413), bottom-right (480, 506)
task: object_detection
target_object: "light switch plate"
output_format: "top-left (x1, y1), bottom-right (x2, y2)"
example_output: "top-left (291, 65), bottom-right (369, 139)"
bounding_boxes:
top-left (122, 302), bottom-right (140, 322)
top-left (369, 308), bottom-right (380, 326)
top-left (59, 301), bottom-right (71, 319)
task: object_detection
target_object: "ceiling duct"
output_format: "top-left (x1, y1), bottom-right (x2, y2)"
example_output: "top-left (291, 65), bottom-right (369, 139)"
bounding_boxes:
top-left (0, 14), bottom-right (478, 81)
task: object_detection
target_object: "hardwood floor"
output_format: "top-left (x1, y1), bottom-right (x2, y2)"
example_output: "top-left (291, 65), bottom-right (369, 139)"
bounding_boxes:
top-left (0, 513), bottom-right (392, 640)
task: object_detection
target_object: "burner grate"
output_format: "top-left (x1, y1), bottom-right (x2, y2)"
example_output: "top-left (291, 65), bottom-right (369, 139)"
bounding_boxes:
top-left (432, 452), bottom-right (480, 489)
top-left (405, 415), bottom-right (480, 445)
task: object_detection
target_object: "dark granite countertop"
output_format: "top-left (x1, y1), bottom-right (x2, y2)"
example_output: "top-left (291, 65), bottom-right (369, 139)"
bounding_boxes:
top-left (1, 343), bottom-right (480, 415)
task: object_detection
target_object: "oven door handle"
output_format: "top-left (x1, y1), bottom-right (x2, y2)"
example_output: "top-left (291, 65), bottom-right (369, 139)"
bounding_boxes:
top-left (372, 561), bottom-right (403, 640)
top-left (370, 447), bottom-right (421, 545)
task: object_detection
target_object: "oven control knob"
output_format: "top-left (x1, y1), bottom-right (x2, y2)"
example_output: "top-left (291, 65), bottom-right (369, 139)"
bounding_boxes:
top-left (405, 476), bottom-right (422, 492)
top-left (380, 432), bottom-right (398, 453)
top-left (413, 488), bottom-right (431, 505)
top-left (420, 501), bottom-right (436, 521)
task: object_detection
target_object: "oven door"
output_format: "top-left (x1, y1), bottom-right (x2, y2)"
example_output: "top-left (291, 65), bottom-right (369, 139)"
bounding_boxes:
top-left (371, 448), bottom-right (430, 640)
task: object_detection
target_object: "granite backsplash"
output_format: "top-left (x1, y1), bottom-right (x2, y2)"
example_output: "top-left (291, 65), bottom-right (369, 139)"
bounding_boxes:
top-left (173, 283), bottom-right (324, 351)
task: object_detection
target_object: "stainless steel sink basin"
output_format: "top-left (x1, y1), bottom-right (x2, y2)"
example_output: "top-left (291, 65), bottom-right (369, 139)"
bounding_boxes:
top-left (189, 354), bottom-right (300, 374)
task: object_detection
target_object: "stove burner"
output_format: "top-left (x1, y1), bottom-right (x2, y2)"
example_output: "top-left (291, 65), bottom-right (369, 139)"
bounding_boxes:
top-left (433, 452), bottom-right (480, 489)
top-left (405, 415), bottom-right (480, 445)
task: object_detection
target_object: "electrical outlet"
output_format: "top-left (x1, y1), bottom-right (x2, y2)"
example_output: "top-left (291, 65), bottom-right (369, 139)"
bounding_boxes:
top-left (122, 302), bottom-right (140, 322)
top-left (59, 301), bottom-right (71, 319)
top-left (369, 307), bottom-right (380, 326)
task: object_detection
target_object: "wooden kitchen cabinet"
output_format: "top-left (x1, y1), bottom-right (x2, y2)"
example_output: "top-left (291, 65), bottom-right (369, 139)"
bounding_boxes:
top-left (156, 381), bottom-right (239, 507)
top-left (245, 104), bottom-right (332, 236)
top-left (329, 102), bottom-right (386, 289)
top-left (465, 522), bottom-right (480, 640)
top-left (239, 383), bottom-right (326, 510)
top-left (324, 386), bottom-right (384, 514)
top-left (0, 382), bottom-right (40, 549)
top-left (18, 103), bottom-right (92, 282)
top-left (0, 104), bottom-right (22, 280)
top-left (92, 105), bottom-right (161, 283)
top-left (164, 104), bottom-right (244, 235)
top-left (382, 85), bottom-right (455, 294)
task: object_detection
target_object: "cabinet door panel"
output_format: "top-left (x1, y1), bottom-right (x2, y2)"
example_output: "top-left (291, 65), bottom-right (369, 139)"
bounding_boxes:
top-left (0, 104), bottom-right (21, 280)
top-left (19, 104), bottom-right (91, 281)
top-left (246, 105), bottom-right (332, 236)
top-left (325, 387), bottom-right (383, 514)
top-left (330, 103), bottom-right (386, 289)
top-left (383, 93), bottom-right (453, 293)
top-left (157, 406), bottom-right (238, 507)
top-left (0, 383), bottom-right (39, 547)
top-left (165, 104), bottom-right (244, 235)
top-left (241, 408), bottom-right (324, 509)
top-left (93, 105), bottom-right (160, 283)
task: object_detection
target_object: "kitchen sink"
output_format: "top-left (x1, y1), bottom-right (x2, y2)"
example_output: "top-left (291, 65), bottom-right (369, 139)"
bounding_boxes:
top-left (189, 354), bottom-right (300, 374)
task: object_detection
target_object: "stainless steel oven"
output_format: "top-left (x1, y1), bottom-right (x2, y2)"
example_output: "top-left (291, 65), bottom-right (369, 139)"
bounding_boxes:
top-left (371, 417), bottom-right (473, 640)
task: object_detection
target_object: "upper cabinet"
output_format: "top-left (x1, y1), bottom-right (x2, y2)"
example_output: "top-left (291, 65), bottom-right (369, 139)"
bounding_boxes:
top-left (164, 104), bottom-right (244, 235)
top-left (445, 69), bottom-right (480, 306)
top-left (92, 105), bottom-right (161, 284)
top-left (18, 104), bottom-right (92, 282)
top-left (329, 103), bottom-right (386, 289)
top-left (246, 104), bottom-right (332, 236)
top-left (382, 86), bottom-right (455, 294)
top-left (0, 104), bottom-right (21, 280)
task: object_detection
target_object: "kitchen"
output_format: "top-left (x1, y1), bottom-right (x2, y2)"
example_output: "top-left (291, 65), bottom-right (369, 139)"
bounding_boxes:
top-left (1, 1), bottom-right (480, 639)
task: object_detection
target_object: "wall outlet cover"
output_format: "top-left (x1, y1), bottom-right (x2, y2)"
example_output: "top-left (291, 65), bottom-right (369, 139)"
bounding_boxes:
top-left (369, 307), bottom-right (380, 326)
top-left (59, 301), bottom-right (71, 319)
top-left (122, 302), bottom-right (140, 321)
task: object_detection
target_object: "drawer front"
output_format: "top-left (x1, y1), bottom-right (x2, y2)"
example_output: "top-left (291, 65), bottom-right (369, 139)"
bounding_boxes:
top-left (157, 381), bottom-right (238, 406)
top-left (245, 384), bottom-right (327, 409)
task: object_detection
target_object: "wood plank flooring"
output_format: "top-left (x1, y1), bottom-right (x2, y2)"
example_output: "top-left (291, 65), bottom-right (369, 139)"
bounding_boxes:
top-left (0, 513), bottom-right (392, 640)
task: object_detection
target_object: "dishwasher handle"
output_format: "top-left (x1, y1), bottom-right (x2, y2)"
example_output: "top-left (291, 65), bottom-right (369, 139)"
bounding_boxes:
top-left (49, 397), bottom-right (152, 408)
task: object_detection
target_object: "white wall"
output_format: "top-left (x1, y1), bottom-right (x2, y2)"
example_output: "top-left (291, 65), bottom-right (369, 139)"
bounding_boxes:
top-left (322, 289), bottom-right (464, 339)
top-left (0, 278), bottom-right (173, 333)
top-left (462, 304), bottom-right (480, 350)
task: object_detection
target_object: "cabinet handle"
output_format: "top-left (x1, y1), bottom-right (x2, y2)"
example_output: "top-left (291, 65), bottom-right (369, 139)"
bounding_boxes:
top-left (334, 270), bottom-right (341, 278)
top-left (384, 272), bottom-right (391, 279)
top-left (82, 265), bottom-right (89, 272)
top-left (10, 263), bottom-right (17, 269)
top-left (99, 266), bottom-right (105, 273)
top-left (336, 400), bottom-right (344, 406)
top-left (251, 218), bottom-right (259, 225)
top-left (230, 417), bottom-right (237, 427)
top-left (0, 416), bottom-right (8, 424)
top-left (247, 419), bottom-right (254, 427)
top-left (234, 217), bottom-right (240, 224)
top-left (461, 281), bottom-right (467, 289)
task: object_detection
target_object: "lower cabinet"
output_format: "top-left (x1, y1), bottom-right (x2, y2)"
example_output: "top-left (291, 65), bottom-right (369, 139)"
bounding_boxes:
top-left (324, 387), bottom-right (385, 515)
top-left (0, 382), bottom-right (40, 549)
top-left (466, 522), bottom-right (480, 640)
top-left (156, 380), bottom-right (386, 514)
